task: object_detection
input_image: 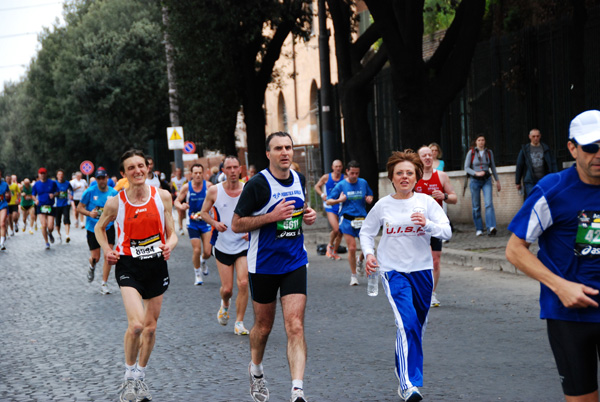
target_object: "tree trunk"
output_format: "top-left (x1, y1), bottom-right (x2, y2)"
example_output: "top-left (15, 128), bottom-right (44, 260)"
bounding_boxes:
top-left (243, 92), bottom-right (269, 170)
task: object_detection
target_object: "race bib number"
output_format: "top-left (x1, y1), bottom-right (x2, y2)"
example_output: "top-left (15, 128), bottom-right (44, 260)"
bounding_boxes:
top-left (41, 205), bottom-right (52, 214)
top-left (575, 211), bottom-right (600, 257)
top-left (59, 191), bottom-right (68, 199)
top-left (276, 208), bottom-right (304, 239)
top-left (131, 234), bottom-right (163, 260)
top-left (350, 217), bottom-right (365, 229)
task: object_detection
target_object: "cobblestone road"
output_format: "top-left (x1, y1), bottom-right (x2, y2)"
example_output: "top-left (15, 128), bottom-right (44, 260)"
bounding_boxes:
top-left (0, 223), bottom-right (574, 401)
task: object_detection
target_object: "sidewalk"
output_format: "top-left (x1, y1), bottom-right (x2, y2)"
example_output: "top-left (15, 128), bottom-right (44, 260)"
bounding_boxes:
top-left (303, 219), bottom-right (536, 275)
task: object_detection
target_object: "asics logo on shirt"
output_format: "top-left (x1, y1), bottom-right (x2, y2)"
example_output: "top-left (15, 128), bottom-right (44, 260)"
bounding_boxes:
top-left (135, 208), bottom-right (147, 214)
top-left (580, 245), bottom-right (600, 256)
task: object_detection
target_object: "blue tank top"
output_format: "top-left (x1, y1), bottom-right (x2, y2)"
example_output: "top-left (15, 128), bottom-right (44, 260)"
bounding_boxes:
top-left (324, 173), bottom-right (344, 214)
top-left (187, 181), bottom-right (211, 231)
top-left (247, 169), bottom-right (308, 274)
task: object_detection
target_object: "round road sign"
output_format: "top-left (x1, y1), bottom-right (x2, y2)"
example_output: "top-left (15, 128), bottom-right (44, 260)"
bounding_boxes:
top-left (80, 160), bottom-right (95, 175)
top-left (183, 141), bottom-right (196, 154)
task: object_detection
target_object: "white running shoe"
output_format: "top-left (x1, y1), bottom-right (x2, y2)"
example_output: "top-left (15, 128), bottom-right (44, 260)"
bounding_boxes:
top-left (430, 292), bottom-right (440, 307)
top-left (476, 230), bottom-right (483, 236)
top-left (249, 363), bottom-right (269, 402)
top-left (349, 276), bottom-right (359, 286)
top-left (398, 386), bottom-right (423, 402)
top-left (57, 235), bottom-right (62, 244)
top-left (179, 229), bottom-right (185, 236)
top-left (234, 321), bottom-right (249, 335)
top-left (290, 387), bottom-right (307, 402)
top-left (119, 379), bottom-right (136, 402)
top-left (194, 273), bottom-right (203, 286)
top-left (218, 305), bottom-right (229, 326)
top-left (101, 283), bottom-right (111, 295)
top-left (201, 260), bottom-right (209, 276)
top-left (134, 378), bottom-right (152, 402)
top-left (356, 256), bottom-right (365, 276)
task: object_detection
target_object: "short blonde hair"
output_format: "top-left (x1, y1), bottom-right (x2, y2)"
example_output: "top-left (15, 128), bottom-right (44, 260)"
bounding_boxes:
top-left (428, 142), bottom-right (443, 159)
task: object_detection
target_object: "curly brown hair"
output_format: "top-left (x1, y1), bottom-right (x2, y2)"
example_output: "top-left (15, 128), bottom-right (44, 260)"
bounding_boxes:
top-left (386, 150), bottom-right (424, 186)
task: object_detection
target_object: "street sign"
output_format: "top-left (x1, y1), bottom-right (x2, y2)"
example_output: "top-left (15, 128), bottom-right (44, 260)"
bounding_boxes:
top-left (167, 126), bottom-right (184, 150)
top-left (183, 141), bottom-right (196, 154)
top-left (182, 153), bottom-right (198, 161)
top-left (80, 160), bottom-right (95, 175)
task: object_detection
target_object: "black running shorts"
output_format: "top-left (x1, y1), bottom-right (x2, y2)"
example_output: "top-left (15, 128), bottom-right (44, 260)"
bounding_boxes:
top-left (214, 247), bottom-right (247, 266)
top-left (547, 319), bottom-right (600, 396)
top-left (116, 255), bottom-right (169, 299)
top-left (53, 205), bottom-right (71, 225)
top-left (430, 236), bottom-right (443, 252)
top-left (87, 227), bottom-right (115, 251)
top-left (248, 265), bottom-right (307, 304)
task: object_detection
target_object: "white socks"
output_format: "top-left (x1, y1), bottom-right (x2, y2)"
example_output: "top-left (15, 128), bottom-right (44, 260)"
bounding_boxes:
top-left (250, 362), bottom-right (263, 377)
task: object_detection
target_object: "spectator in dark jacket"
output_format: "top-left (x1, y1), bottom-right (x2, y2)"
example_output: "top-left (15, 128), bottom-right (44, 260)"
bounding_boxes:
top-left (515, 129), bottom-right (558, 198)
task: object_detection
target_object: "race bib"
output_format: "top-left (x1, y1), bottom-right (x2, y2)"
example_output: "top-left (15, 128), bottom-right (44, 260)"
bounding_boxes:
top-left (350, 217), bottom-right (365, 229)
top-left (190, 211), bottom-right (203, 221)
top-left (41, 205), bottom-right (52, 214)
top-left (276, 208), bottom-right (303, 239)
top-left (95, 207), bottom-right (104, 218)
top-left (574, 211), bottom-right (600, 257)
top-left (130, 234), bottom-right (163, 260)
top-left (58, 191), bottom-right (68, 199)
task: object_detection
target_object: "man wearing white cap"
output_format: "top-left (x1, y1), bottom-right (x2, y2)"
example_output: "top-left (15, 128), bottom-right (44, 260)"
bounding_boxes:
top-left (506, 110), bottom-right (600, 402)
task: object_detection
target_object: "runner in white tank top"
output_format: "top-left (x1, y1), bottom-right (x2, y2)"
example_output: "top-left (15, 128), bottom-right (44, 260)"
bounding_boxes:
top-left (200, 156), bottom-right (250, 335)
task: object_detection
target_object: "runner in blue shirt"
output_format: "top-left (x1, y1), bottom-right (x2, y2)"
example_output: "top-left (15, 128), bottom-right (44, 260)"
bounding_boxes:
top-left (32, 167), bottom-right (59, 249)
top-left (77, 168), bottom-right (118, 294)
top-left (54, 169), bottom-right (73, 244)
top-left (314, 159), bottom-right (345, 260)
top-left (506, 110), bottom-right (600, 401)
top-left (326, 160), bottom-right (374, 286)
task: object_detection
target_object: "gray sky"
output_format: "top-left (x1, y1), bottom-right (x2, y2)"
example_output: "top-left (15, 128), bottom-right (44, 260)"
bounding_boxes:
top-left (0, 0), bottom-right (64, 90)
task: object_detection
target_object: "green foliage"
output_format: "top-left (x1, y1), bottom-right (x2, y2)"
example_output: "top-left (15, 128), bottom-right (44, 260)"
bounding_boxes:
top-left (423, 0), bottom-right (458, 35)
top-left (0, 0), bottom-right (169, 176)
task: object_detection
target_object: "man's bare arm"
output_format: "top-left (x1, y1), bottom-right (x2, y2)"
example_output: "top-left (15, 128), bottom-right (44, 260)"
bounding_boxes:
top-left (231, 198), bottom-right (295, 233)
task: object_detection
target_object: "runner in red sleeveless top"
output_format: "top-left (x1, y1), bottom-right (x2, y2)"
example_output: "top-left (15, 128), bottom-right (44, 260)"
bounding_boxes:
top-left (95, 149), bottom-right (178, 402)
top-left (415, 146), bottom-right (457, 308)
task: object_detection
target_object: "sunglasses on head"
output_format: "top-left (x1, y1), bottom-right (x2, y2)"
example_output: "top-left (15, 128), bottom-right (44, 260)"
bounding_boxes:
top-left (574, 140), bottom-right (600, 154)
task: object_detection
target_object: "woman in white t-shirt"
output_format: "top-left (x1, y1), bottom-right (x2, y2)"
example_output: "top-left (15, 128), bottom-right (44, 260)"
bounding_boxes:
top-left (359, 150), bottom-right (451, 402)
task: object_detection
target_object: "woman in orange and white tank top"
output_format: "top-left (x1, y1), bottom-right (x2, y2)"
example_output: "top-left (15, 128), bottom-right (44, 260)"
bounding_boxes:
top-left (93, 149), bottom-right (178, 400)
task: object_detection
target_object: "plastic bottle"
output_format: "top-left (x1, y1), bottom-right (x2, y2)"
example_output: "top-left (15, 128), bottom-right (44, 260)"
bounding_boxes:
top-left (367, 268), bottom-right (379, 297)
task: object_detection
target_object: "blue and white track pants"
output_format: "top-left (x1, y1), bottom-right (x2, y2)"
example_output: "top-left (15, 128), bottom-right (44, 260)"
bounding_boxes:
top-left (381, 269), bottom-right (433, 390)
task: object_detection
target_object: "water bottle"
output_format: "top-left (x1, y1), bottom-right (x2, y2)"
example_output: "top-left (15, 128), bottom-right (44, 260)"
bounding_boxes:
top-left (367, 268), bottom-right (379, 297)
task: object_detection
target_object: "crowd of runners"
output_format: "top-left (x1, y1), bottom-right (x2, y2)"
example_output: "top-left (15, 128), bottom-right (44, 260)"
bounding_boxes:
top-left (1, 110), bottom-right (599, 402)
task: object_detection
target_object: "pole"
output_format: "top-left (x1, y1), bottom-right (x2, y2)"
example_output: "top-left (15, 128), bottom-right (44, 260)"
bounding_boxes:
top-left (318, 0), bottom-right (336, 173)
top-left (162, 6), bottom-right (183, 170)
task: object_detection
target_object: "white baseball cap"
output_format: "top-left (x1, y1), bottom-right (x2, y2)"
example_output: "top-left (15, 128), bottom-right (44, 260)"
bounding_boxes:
top-left (569, 110), bottom-right (600, 145)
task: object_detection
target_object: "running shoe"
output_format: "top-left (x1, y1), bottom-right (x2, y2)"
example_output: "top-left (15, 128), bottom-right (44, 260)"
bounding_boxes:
top-left (430, 292), bottom-right (440, 307)
top-left (201, 260), bottom-right (209, 276)
top-left (0, 243), bottom-right (5, 251)
top-left (475, 230), bottom-right (483, 236)
top-left (10, 230), bottom-right (15, 236)
top-left (45, 243), bottom-right (50, 250)
top-left (57, 235), bottom-right (62, 244)
top-left (66, 236), bottom-right (71, 244)
top-left (218, 305), bottom-right (229, 326)
top-left (398, 386), bottom-right (423, 402)
top-left (179, 229), bottom-right (185, 236)
top-left (119, 379), bottom-right (137, 402)
top-left (22, 227), bottom-right (26, 232)
top-left (488, 227), bottom-right (497, 236)
top-left (87, 264), bottom-right (95, 283)
top-left (29, 229), bottom-right (34, 235)
top-left (194, 273), bottom-right (203, 286)
top-left (135, 379), bottom-right (152, 402)
top-left (290, 387), bottom-right (307, 402)
top-left (325, 244), bottom-right (334, 259)
top-left (248, 363), bottom-right (269, 402)
top-left (330, 249), bottom-right (341, 261)
top-left (234, 321), bottom-right (249, 335)
top-left (101, 283), bottom-right (111, 295)
top-left (48, 232), bottom-right (55, 244)
top-left (349, 276), bottom-right (359, 286)
top-left (356, 256), bottom-right (365, 276)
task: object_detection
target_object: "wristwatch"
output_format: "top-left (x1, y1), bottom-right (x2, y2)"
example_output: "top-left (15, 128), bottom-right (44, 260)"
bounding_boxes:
top-left (444, 193), bottom-right (448, 201)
